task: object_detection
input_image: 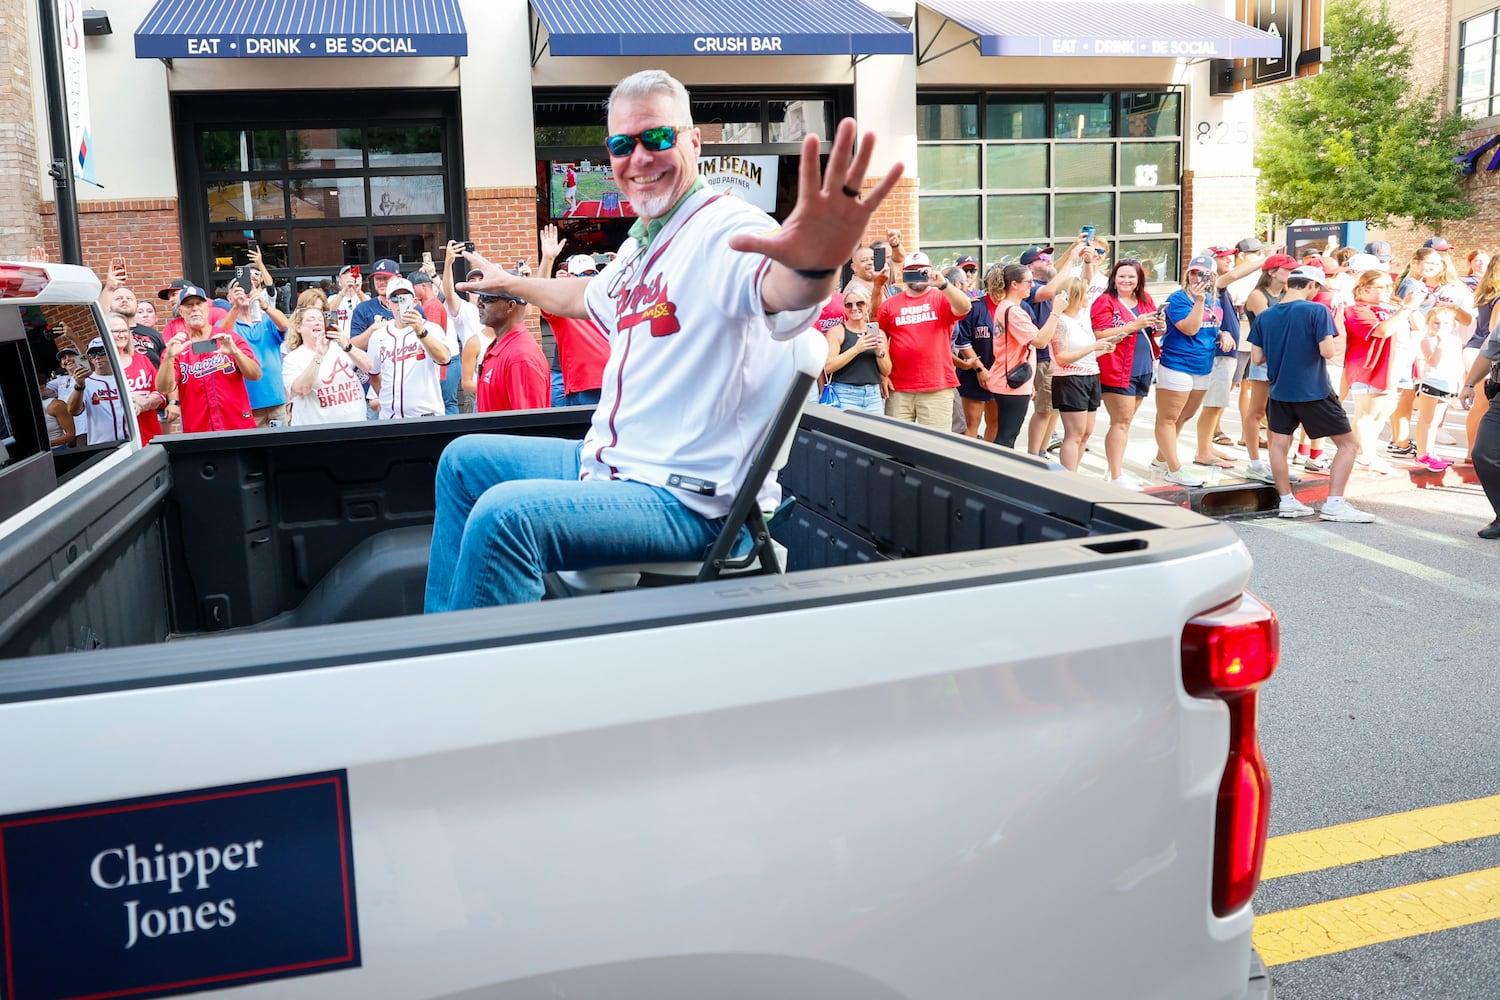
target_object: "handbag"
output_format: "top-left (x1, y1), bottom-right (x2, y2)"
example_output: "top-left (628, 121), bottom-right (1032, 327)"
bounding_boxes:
top-left (818, 380), bottom-right (841, 408)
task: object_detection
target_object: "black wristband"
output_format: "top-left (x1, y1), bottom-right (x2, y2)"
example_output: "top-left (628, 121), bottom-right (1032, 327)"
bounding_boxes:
top-left (343, 342), bottom-right (354, 352)
top-left (792, 267), bottom-right (837, 280)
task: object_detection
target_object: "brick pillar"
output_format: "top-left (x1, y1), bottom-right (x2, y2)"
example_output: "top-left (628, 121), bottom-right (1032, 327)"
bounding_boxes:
top-left (861, 175), bottom-right (918, 252)
top-left (0, 0), bottom-right (45, 258)
top-left (1183, 170), bottom-right (1258, 263)
top-left (466, 185), bottom-right (545, 336)
top-left (41, 199), bottom-right (184, 299)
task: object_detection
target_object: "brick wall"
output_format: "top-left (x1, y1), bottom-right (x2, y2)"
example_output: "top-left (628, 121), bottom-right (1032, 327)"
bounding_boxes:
top-left (1402, 0), bottom-right (1453, 99)
top-left (0, 0), bottom-right (44, 258)
top-left (1184, 171), bottom-right (1259, 261)
top-left (39, 199), bottom-right (184, 298)
top-left (861, 174), bottom-right (918, 252)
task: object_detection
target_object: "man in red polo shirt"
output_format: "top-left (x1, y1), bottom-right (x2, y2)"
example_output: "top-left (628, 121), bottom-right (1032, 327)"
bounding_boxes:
top-left (475, 285), bottom-right (549, 413)
top-left (873, 251), bottom-right (973, 431)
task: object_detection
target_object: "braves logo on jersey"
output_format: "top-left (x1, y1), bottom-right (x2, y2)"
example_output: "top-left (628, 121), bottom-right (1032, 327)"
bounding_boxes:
top-left (615, 274), bottom-right (681, 337)
top-left (177, 353), bottom-right (237, 380)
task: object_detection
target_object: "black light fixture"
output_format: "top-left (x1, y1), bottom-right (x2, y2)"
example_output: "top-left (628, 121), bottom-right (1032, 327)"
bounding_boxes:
top-left (882, 9), bottom-right (914, 29)
top-left (82, 9), bottom-right (112, 36)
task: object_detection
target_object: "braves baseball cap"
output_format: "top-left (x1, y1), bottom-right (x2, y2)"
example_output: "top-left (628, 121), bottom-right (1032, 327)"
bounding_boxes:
top-left (566, 254), bottom-right (598, 276)
top-left (385, 277), bottom-right (415, 300)
top-left (1019, 245), bottom-right (1054, 265)
top-left (955, 254), bottom-right (979, 270)
top-left (1290, 265), bottom-right (1327, 285)
top-left (1423, 236), bottom-right (1453, 251)
top-left (370, 258), bottom-right (401, 277)
top-left (177, 284), bottom-right (209, 304)
top-left (1186, 254), bottom-right (1216, 273)
top-left (1262, 254), bottom-right (1299, 272)
top-left (903, 251), bottom-right (932, 269)
top-left (406, 270), bottom-right (433, 285)
top-left (1235, 238), bottom-right (1266, 253)
top-left (1207, 246), bottom-right (1237, 258)
top-left (1364, 240), bottom-right (1393, 262)
top-left (157, 278), bottom-right (187, 300)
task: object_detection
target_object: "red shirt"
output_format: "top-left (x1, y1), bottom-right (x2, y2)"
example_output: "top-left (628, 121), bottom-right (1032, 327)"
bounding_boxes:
top-left (123, 353), bottom-right (161, 445)
top-left (815, 291), bottom-right (845, 333)
top-left (1343, 302), bottom-right (1395, 390)
top-left (1092, 292), bottom-right (1160, 389)
top-left (874, 289), bottom-right (965, 393)
top-left (542, 312), bottom-right (609, 395)
top-left (167, 332), bottom-right (257, 433)
top-left (477, 328), bottom-right (551, 413)
top-left (420, 296), bottom-right (448, 331)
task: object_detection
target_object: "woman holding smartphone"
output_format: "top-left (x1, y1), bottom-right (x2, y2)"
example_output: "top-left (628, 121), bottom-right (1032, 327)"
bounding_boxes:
top-left (1151, 255), bottom-right (1236, 488)
top-left (1091, 259), bottom-right (1159, 490)
top-left (823, 289), bottom-right (889, 414)
top-left (281, 307), bottom-right (374, 426)
top-left (1049, 276), bottom-right (1116, 471)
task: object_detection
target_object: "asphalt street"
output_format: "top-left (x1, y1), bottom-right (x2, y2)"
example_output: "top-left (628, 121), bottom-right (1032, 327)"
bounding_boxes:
top-left (1234, 472), bottom-right (1500, 999)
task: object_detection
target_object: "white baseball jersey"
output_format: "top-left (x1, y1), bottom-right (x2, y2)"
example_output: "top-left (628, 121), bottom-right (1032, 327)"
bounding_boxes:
top-left (75, 373), bottom-right (130, 444)
top-left (367, 320), bottom-right (446, 419)
top-left (581, 187), bottom-right (820, 519)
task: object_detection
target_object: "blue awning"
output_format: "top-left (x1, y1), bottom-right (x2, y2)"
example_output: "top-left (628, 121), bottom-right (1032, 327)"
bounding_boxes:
top-left (135, 0), bottom-right (467, 60)
top-left (529, 0), bottom-right (914, 57)
top-left (918, 0), bottom-right (1282, 59)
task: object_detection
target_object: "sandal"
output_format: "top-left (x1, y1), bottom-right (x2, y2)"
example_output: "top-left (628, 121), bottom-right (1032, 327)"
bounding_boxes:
top-left (1193, 457), bottom-right (1236, 469)
top-left (1213, 431), bottom-right (1233, 446)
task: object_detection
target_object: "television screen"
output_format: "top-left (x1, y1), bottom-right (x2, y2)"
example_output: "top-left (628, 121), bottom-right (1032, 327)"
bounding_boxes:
top-left (546, 161), bottom-right (635, 219)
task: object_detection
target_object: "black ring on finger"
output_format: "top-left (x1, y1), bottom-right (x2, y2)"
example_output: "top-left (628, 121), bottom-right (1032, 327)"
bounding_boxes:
top-left (841, 185), bottom-right (859, 199)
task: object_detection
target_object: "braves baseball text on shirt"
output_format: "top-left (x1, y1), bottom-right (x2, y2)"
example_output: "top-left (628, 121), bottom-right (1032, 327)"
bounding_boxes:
top-left (168, 333), bottom-right (257, 433)
top-left (123, 354), bottom-right (161, 445)
top-left (281, 346), bottom-right (368, 425)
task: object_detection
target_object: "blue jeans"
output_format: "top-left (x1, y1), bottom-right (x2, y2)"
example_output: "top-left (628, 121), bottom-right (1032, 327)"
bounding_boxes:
top-left (550, 369), bottom-right (600, 408)
top-left (830, 381), bottom-right (883, 413)
top-left (442, 357), bottom-right (461, 415)
top-left (424, 434), bottom-right (738, 611)
top-left (549, 370), bottom-right (567, 408)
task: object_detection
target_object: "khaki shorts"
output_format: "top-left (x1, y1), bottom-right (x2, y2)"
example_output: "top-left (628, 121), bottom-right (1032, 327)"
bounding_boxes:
top-left (1203, 355), bottom-right (1237, 409)
top-left (1031, 359), bottom-right (1055, 415)
top-left (253, 404), bottom-right (287, 427)
top-left (886, 388), bottom-right (956, 431)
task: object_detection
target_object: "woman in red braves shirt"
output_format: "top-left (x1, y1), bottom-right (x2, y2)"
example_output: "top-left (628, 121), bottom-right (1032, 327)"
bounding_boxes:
top-left (155, 285), bottom-right (261, 433)
top-left (1091, 259), bottom-right (1160, 490)
top-left (106, 311), bottom-right (164, 445)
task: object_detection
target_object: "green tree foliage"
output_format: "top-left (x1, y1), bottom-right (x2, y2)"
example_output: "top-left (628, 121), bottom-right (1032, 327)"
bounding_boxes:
top-left (1256, 0), bottom-right (1474, 227)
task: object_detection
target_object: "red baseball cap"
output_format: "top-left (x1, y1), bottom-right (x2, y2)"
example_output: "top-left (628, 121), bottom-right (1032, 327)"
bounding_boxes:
top-left (1261, 254), bottom-right (1298, 272)
top-left (1207, 246), bottom-right (1237, 258)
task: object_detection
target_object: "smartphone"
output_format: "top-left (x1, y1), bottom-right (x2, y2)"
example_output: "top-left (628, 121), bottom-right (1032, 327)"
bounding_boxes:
top-left (232, 266), bottom-right (254, 294)
top-left (110, 255), bottom-right (129, 281)
top-left (191, 339), bottom-right (218, 355)
top-left (422, 251), bottom-right (434, 263)
top-left (463, 241), bottom-right (475, 253)
top-left (901, 267), bottom-right (927, 285)
top-left (515, 259), bottom-right (526, 269)
top-left (593, 253), bottom-right (611, 267)
top-left (247, 239), bottom-right (259, 255)
top-left (323, 310), bottom-right (339, 328)
top-left (872, 245), bottom-right (887, 272)
top-left (1080, 225), bottom-right (1095, 241)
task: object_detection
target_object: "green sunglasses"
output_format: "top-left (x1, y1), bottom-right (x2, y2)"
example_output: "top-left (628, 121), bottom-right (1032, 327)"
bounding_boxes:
top-left (605, 125), bottom-right (690, 158)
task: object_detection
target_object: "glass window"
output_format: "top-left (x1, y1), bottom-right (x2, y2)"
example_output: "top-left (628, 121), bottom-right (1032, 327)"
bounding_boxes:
top-left (693, 100), bottom-right (761, 144)
top-left (987, 244), bottom-right (1033, 266)
top-left (1054, 143), bottom-right (1114, 187)
top-left (370, 175), bottom-right (445, 217)
top-left (1120, 143), bottom-right (1179, 187)
top-left (922, 246), bottom-right (982, 271)
top-left (367, 126), bottom-right (442, 168)
top-left (919, 196), bottom-right (980, 243)
top-left (769, 100), bottom-right (833, 143)
top-left (1054, 193), bottom-right (1114, 239)
top-left (202, 130), bottom-right (282, 173)
top-left (289, 177), bottom-right (367, 219)
top-left (918, 145), bottom-right (981, 191)
top-left (290, 225), bottom-right (369, 271)
top-left (1119, 93), bottom-right (1179, 138)
top-left (288, 129), bottom-right (363, 171)
top-left (210, 228), bottom-right (290, 272)
top-left (917, 97), bottom-right (979, 140)
top-left (372, 223), bottom-right (447, 270)
top-left (206, 180), bottom-right (286, 222)
top-left (1463, 10), bottom-right (1495, 44)
top-left (1462, 41), bottom-right (1495, 106)
top-left (986, 194), bottom-right (1048, 240)
top-left (1120, 191), bottom-right (1179, 236)
top-left (987, 145), bottom-right (1047, 188)
top-left (985, 96), bottom-right (1046, 139)
top-left (1118, 238), bottom-right (1179, 284)
top-left (1054, 94), bottom-right (1112, 138)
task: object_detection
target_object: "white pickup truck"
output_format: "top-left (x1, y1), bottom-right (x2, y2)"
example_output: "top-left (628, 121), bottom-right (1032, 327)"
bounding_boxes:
top-left (0, 263), bottom-right (1275, 999)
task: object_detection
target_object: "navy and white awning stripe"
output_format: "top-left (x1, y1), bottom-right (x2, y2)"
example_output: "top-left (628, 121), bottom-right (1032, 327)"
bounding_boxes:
top-left (135, 0), bottom-right (468, 59)
top-left (529, 0), bottom-right (914, 57)
top-left (919, 0), bottom-right (1283, 59)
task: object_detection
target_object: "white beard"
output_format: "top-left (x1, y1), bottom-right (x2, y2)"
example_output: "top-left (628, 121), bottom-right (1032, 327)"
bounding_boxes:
top-left (627, 188), bottom-right (678, 220)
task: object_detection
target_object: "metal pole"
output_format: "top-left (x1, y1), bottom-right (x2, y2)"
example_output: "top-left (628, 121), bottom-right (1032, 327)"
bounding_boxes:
top-left (36, 0), bottom-right (82, 264)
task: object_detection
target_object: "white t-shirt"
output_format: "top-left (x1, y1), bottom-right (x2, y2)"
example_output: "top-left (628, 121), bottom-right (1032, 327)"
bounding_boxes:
top-left (51, 374), bottom-right (87, 436)
top-left (446, 298), bottom-right (483, 351)
top-left (76, 372), bottom-right (129, 444)
top-left (580, 187), bottom-right (820, 519)
top-left (281, 345), bottom-right (368, 425)
top-left (1051, 312), bottom-right (1102, 376)
top-left (367, 320), bottom-right (446, 418)
top-left (328, 293), bottom-right (362, 334)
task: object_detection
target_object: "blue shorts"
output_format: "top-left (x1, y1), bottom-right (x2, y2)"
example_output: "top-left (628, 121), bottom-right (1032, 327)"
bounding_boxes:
top-left (1246, 362), bottom-right (1269, 382)
top-left (1102, 372), bottom-right (1153, 397)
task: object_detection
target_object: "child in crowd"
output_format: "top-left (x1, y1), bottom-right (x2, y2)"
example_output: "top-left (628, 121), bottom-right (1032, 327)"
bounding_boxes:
top-left (1413, 304), bottom-right (1465, 472)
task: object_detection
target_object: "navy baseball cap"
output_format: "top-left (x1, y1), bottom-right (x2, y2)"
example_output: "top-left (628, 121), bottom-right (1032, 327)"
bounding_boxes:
top-left (177, 284), bottom-right (209, 304)
top-left (1423, 236), bottom-right (1453, 252)
top-left (370, 258), bottom-right (401, 276)
top-left (157, 278), bottom-right (187, 300)
top-left (1364, 240), bottom-right (1393, 262)
top-left (955, 254), bottom-right (979, 270)
top-left (1019, 245), bottom-right (1055, 265)
top-left (406, 270), bottom-right (433, 285)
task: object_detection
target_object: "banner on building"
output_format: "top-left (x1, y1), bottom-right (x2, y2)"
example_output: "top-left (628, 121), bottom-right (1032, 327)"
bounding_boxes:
top-left (698, 155), bottom-right (779, 213)
top-left (58, 0), bottom-right (98, 186)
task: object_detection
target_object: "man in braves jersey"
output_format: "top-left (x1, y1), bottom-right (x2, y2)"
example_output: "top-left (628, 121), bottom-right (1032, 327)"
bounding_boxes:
top-left (66, 336), bottom-right (137, 446)
top-left (366, 277), bottom-right (451, 419)
top-left (349, 258), bottom-right (401, 344)
top-left (155, 284), bottom-right (262, 433)
top-left (105, 311), bottom-right (165, 445)
top-left (427, 69), bottom-right (900, 611)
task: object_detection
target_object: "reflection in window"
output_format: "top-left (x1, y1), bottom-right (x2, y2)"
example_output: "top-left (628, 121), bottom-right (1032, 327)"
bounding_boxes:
top-left (987, 145), bottom-right (1047, 188)
top-left (373, 223), bottom-right (447, 270)
top-left (918, 145), bottom-right (980, 192)
top-left (206, 180), bottom-right (286, 222)
top-left (202, 130), bottom-right (282, 173)
top-left (1118, 239), bottom-right (1179, 283)
top-left (985, 97), bottom-right (1046, 139)
top-left (987, 194), bottom-right (1048, 240)
top-left (210, 229), bottom-right (290, 271)
top-left (288, 129), bottom-right (363, 171)
top-left (367, 126), bottom-right (443, 167)
top-left (289, 177), bottom-right (367, 219)
top-left (1120, 143), bottom-right (1179, 188)
top-left (769, 100), bottom-right (832, 143)
top-left (1054, 94), bottom-right (1112, 139)
top-left (922, 246), bottom-right (982, 270)
top-left (693, 101), bottom-right (761, 144)
top-left (917, 98), bottom-right (979, 140)
top-left (1120, 191), bottom-right (1179, 236)
top-left (370, 176), bottom-right (445, 217)
top-left (1054, 143), bottom-right (1113, 187)
top-left (1054, 193), bottom-right (1114, 239)
top-left (1120, 93), bottom-right (1180, 138)
top-left (290, 225), bottom-right (370, 271)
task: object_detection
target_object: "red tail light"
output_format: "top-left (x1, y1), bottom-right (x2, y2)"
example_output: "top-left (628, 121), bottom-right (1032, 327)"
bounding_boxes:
top-left (1182, 592), bottom-right (1279, 917)
top-left (0, 265), bottom-right (50, 299)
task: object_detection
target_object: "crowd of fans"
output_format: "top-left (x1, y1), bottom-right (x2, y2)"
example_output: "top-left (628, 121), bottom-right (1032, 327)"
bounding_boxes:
top-left (33, 223), bottom-right (1500, 534)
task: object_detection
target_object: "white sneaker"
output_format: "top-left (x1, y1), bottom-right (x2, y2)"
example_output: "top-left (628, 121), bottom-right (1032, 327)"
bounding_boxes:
top-left (1303, 454), bottom-right (1333, 473)
top-left (1245, 462), bottom-right (1275, 484)
top-left (1149, 458), bottom-right (1169, 471)
top-left (1437, 428), bottom-right (1459, 446)
top-left (1108, 474), bottom-right (1145, 492)
top-left (1165, 468), bottom-right (1204, 487)
top-left (1278, 497), bottom-right (1316, 518)
top-left (1320, 501), bottom-right (1376, 523)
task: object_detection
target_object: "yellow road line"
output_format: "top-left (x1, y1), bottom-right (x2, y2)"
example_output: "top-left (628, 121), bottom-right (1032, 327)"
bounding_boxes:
top-left (1254, 866), bottom-right (1500, 966)
top-left (1262, 794), bottom-right (1500, 880)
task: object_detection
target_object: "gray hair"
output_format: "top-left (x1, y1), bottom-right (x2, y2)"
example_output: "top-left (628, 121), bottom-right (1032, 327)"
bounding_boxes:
top-left (606, 70), bottom-right (693, 126)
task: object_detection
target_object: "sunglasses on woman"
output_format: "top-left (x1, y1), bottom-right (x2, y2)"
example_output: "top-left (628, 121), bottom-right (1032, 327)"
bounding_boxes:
top-left (843, 300), bottom-right (868, 308)
top-left (605, 125), bottom-right (690, 158)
